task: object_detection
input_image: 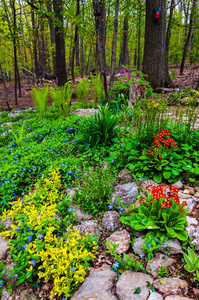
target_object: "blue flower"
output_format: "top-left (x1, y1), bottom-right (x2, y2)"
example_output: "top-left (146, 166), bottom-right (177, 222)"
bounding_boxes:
top-left (116, 134), bottom-right (118, 137)
top-left (113, 261), bottom-right (119, 269)
top-left (21, 245), bottom-right (26, 250)
top-left (70, 268), bottom-right (75, 272)
top-left (111, 160), bottom-right (114, 164)
top-left (31, 260), bottom-right (36, 266)
top-left (68, 170), bottom-right (72, 174)
top-left (142, 124), bottom-right (145, 127)
top-left (139, 252), bottom-right (145, 258)
top-left (0, 281), bottom-right (4, 287)
top-left (140, 177), bottom-right (145, 181)
top-left (114, 199), bottom-right (117, 203)
top-left (119, 207), bottom-right (124, 212)
top-left (16, 226), bottom-right (20, 232)
top-left (108, 204), bottom-right (113, 210)
top-left (27, 236), bottom-right (32, 242)
top-left (38, 233), bottom-right (44, 239)
top-left (163, 241), bottom-right (168, 248)
top-left (13, 263), bottom-right (16, 266)
top-left (65, 238), bottom-right (67, 242)
top-left (148, 243), bottom-right (152, 248)
top-left (68, 207), bottom-right (73, 212)
top-left (62, 298), bottom-right (67, 300)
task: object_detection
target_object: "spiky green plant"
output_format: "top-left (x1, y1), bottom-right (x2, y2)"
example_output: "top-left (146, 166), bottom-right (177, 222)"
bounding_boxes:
top-left (31, 85), bottom-right (49, 118)
top-left (11, 123), bottom-right (25, 148)
top-left (50, 82), bottom-right (73, 115)
top-left (90, 73), bottom-right (104, 108)
top-left (76, 77), bottom-right (90, 107)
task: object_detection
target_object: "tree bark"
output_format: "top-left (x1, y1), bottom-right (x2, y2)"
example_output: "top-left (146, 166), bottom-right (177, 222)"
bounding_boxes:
top-left (180, 0), bottom-right (197, 75)
top-left (166, 0), bottom-right (175, 63)
top-left (120, 0), bottom-right (128, 66)
top-left (47, 3), bottom-right (57, 76)
top-left (53, 0), bottom-right (67, 86)
top-left (0, 63), bottom-right (11, 111)
top-left (31, 0), bottom-right (39, 82)
top-left (137, 0), bottom-right (142, 71)
top-left (142, 0), bottom-right (174, 89)
top-left (71, 0), bottom-right (80, 83)
top-left (110, 0), bottom-right (119, 88)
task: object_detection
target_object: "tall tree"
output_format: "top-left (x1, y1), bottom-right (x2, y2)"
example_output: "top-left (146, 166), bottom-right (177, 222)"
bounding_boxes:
top-left (120, 0), bottom-right (129, 66)
top-left (53, 0), bottom-right (67, 86)
top-left (71, 0), bottom-right (80, 83)
top-left (142, 0), bottom-right (174, 89)
top-left (110, 0), bottom-right (119, 88)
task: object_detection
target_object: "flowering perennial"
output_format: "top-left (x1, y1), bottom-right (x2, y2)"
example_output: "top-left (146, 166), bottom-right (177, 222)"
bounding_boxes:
top-left (148, 129), bottom-right (178, 156)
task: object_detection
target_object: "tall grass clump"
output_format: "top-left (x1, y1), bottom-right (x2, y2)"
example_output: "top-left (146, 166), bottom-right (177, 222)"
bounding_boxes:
top-left (76, 77), bottom-right (90, 108)
top-left (50, 82), bottom-right (73, 115)
top-left (90, 73), bottom-right (104, 108)
top-left (31, 85), bottom-right (49, 118)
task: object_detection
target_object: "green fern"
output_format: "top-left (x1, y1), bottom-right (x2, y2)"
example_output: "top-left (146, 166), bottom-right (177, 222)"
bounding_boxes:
top-left (50, 82), bottom-right (73, 116)
top-left (11, 123), bottom-right (25, 148)
top-left (90, 73), bottom-right (104, 108)
top-left (76, 77), bottom-right (90, 107)
top-left (31, 85), bottom-right (49, 118)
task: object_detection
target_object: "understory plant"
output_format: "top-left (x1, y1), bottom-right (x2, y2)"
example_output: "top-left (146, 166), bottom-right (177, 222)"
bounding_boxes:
top-left (76, 77), bottom-right (90, 107)
top-left (50, 82), bottom-right (73, 115)
top-left (182, 247), bottom-right (199, 273)
top-left (72, 167), bottom-right (115, 215)
top-left (90, 73), bottom-right (104, 108)
top-left (31, 85), bottom-right (49, 118)
top-left (0, 170), bottom-right (98, 298)
top-left (82, 104), bottom-right (120, 147)
top-left (120, 184), bottom-right (189, 241)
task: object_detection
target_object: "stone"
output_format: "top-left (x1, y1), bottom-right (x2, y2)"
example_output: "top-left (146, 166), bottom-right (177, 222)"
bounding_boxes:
top-left (102, 211), bottom-right (121, 232)
top-left (180, 198), bottom-right (196, 213)
top-left (132, 235), bottom-right (146, 254)
top-left (192, 196), bottom-right (199, 202)
top-left (74, 108), bottom-right (99, 117)
top-left (66, 187), bottom-right (77, 199)
top-left (111, 182), bottom-right (138, 207)
top-left (186, 216), bottom-right (198, 226)
top-left (178, 192), bottom-right (191, 199)
top-left (194, 192), bottom-right (199, 198)
top-left (165, 297), bottom-right (194, 300)
top-left (153, 278), bottom-right (188, 294)
top-left (75, 220), bottom-right (101, 237)
top-left (140, 179), bottom-right (158, 192)
top-left (159, 238), bottom-right (182, 255)
top-left (1, 288), bottom-right (12, 300)
top-left (106, 229), bottom-right (131, 254)
top-left (70, 203), bottom-right (92, 222)
top-left (71, 264), bottom-right (117, 300)
top-left (184, 185), bottom-right (195, 195)
top-left (0, 236), bottom-right (9, 260)
top-left (146, 253), bottom-right (176, 277)
top-left (172, 181), bottom-right (183, 189)
top-left (20, 290), bottom-right (37, 300)
top-left (148, 292), bottom-right (163, 300)
top-left (1, 122), bottom-right (12, 128)
top-left (116, 271), bottom-right (153, 300)
top-left (194, 186), bottom-right (199, 192)
top-left (0, 216), bottom-right (12, 230)
top-left (117, 169), bottom-right (132, 183)
top-left (183, 189), bottom-right (191, 194)
top-left (3, 263), bottom-right (18, 286)
top-left (186, 225), bottom-right (199, 245)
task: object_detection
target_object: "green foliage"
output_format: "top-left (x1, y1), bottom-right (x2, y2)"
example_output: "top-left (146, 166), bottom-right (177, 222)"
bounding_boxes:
top-left (140, 232), bottom-right (168, 259)
top-left (72, 167), bottom-right (115, 215)
top-left (31, 85), bottom-right (49, 119)
top-left (90, 73), bottom-right (104, 108)
top-left (156, 265), bottom-right (169, 278)
top-left (182, 247), bottom-right (199, 273)
top-left (50, 82), bottom-right (73, 115)
top-left (11, 123), bottom-right (25, 148)
top-left (82, 104), bottom-right (120, 147)
top-left (76, 77), bottom-right (90, 107)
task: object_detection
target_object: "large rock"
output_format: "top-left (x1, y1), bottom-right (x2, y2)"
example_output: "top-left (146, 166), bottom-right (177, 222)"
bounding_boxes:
top-left (153, 278), bottom-right (188, 294)
top-left (71, 264), bottom-right (117, 299)
top-left (140, 179), bottom-right (158, 192)
top-left (172, 181), bottom-right (183, 189)
top-left (102, 211), bottom-right (121, 232)
top-left (116, 271), bottom-right (153, 300)
top-left (3, 263), bottom-right (18, 286)
top-left (111, 183), bottom-right (138, 207)
top-left (0, 216), bottom-right (12, 230)
top-left (186, 216), bottom-right (198, 226)
top-left (159, 238), bottom-right (182, 254)
top-left (186, 225), bottom-right (199, 245)
top-left (70, 203), bottom-right (92, 222)
top-left (165, 297), bottom-right (194, 300)
top-left (146, 253), bottom-right (176, 277)
top-left (117, 169), bottom-right (132, 183)
top-left (148, 292), bottom-right (163, 300)
top-left (0, 236), bottom-right (9, 260)
top-left (106, 229), bottom-right (131, 254)
top-left (132, 236), bottom-right (145, 254)
top-left (74, 108), bottom-right (99, 117)
top-left (179, 198), bottom-right (196, 213)
top-left (75, 220), bottom-right (101, 237)
top-left (20, 290), bottom-right (37, 300)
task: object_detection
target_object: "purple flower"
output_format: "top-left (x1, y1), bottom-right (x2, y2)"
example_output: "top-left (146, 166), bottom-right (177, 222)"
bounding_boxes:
top-left (68, 207), bottom-right (73, 212)
top-left (113, 261), bottom-right (119, 269)
top-left (70, 268), bottom-right (75, 272)
top-left (108, 204), bottom-right (113, 210)
top-left (148, 243), bottom-right (152, 248)
top-left (31, 260), bottom-right (36, 266)
top-left (139, 252), bottom-right (145, 258)
top-left (68, 170), bottom-right (72, 174)
top-left (38, 233), bottom-right (44, 239)
top-left (163, 241), bottom-right (168, 248)
top-left (119, 207), bottom-right (124, 212)
top-left (140, 177), bottom-right (144, 181)
top-left (27, 236), bottom-right (32, 242)
top-left (111, 160), bottom-right (114, 164)
top-left (0, 281), bottom-right (4, 287)
top-left (21, 245), bottom-right (26, 250)
top-left (16, 226), bottom-right (20, 232)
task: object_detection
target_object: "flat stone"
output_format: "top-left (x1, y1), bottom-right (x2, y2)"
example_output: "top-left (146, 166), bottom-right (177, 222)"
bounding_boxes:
top-left (140, 179), bottom-right (158, 192)
top-left (186, 225), bottom-right (199, 245)
top-left (132, 235), bottom-right (146, 254)
top-left (0, 236), bottom-right (9, 260)
top-left (179, 198), bottom-right (196, 213)
top-left (172, 181), bottom-right (183, 189)
top-left (3, 263), bottom-right (18, 286)
top-left (194, 192), bottom-right (199, 198)
top-left (148, 292), bottom-right (163, 300)
top-left (183, 188), bottom-right (191, 194)
top-left (106, 229), bottom-right (130, 254)
top-left (159, 238), bottom-right (182, 254)
top-left (102, 211), bottom-right (121, 232)
top-left (75, 220), bottom-right (101, 237)
top-left (186, 216), bottom-right (198, 226)
top-left (111, 182), bottom-right (138, 207)
top-left (178, 192), bottom-right (191, 199)
top-left (1, 122), bottom-right (12, 128)
top-left (184, 185), bottom-right (195, 195)
top-left (194, 186), bottom-right (199, 192)
top-left (70, 202), bottom-right (92, 222)
top-left (71, 264), bottom-right (117, 300)
top-left (74, 108), bottom-right (99, 117)
top-left (153, 278), bottom-right (188, 294)
top-left (165, 297), bottom-right (194, 300)
top-left (146, 253), bottom-right (176, 277)
top-left (192, 196), bottom-right (199, 202)
top-left (20, 290), bottom-right (37, 300)
top-left (1, 288), bottom-right (11, 300)
top-left (116, 271), bottom-right (153, 300)
top-left (117, 169), bottom-right (132, 183)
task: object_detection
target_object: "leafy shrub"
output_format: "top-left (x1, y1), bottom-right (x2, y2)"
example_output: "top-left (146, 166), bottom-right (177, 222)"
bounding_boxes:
top-left (72, 168), bottom-right (115, 215)
top-left (50, 82), bottom-right (73, 115)
top-left (120, 184), bottom-right (189, 241)
top-left (82, 104), bottom-right (120, 147)
top-left (31, 85), bottom-right (49, 118)
top-left (0, 171), bottom-right (98, 298)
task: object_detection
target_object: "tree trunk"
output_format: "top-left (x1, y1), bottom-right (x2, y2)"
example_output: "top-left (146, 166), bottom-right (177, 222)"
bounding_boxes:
top-left (93, 0), bottom-right (108, 100)
top-left (71, 0), bottom-right (80, 83)
top-left (137, 0), bottom-right (142, 71)
top-left (100, 0), bottom-right (106, 67)
top-left (31, 0), bottom-right (39, 82)
top-left (180, 0), bottom-right (197, 75)
top-left (53, 0), bottom-right (67, 86)
top-left (120, 1), bottom-right (128, 66)
top-left (47, 4), bottom-right (57, 76)
top-left (0, 63), bottom-right (11, 111)
top-left (142, 0), bottom-right (174, 89)
top-left (110, 0), bottom-right (119, 88)
top-left (80, 0), bottom-right (84, 77)
top-left (166, 0), bottom-right (175, 63)
top-left (12, 0), bottom-right (18, 105)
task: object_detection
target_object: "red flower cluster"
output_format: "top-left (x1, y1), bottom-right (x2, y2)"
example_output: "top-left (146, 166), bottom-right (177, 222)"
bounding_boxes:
top-left (146, 184), bottom-right (187, 211)
top-left (148, 130), bottom-right (178, 156)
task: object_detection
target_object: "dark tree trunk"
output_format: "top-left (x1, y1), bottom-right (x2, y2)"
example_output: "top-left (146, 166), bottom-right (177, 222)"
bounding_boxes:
top-left (166, 0), bottom-right (175, 63)
top-left (76, 30), bottom-right (80, 67)
top-left (120, 1), bottom-right (128, 66)
top-left (142, 0), bottom-right (174, 89)
top-left (80, 0), bottom-right (84, 77)
top-left (99, 0), bottom-right (106, 67)
top-left (110, 0), bottom-right (119, 88)
top-left (180, 0), bottom-right (197, 75)
top-left (137, 0), bottom-right (142, 71)
top-left (0, 63), bottom-right (11, 111)
top-left (71, 0), bottom-right (80, 83)
top-left (31, 0), bottom-right (39, 82)
top-left (47, 4), bottom-right (57, 76)
top-left (53, 0), bottom-right (67, 86)
top-left (93, 0), bottom-right (108, 100)
top-left (12, 0), bottom-right (18, 105)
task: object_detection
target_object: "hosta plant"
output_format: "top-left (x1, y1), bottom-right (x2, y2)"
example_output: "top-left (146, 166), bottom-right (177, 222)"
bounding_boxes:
top-left (182, 247), bottom-right (199, 273)
top-left (120, 184), bottom-right (189, 241)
